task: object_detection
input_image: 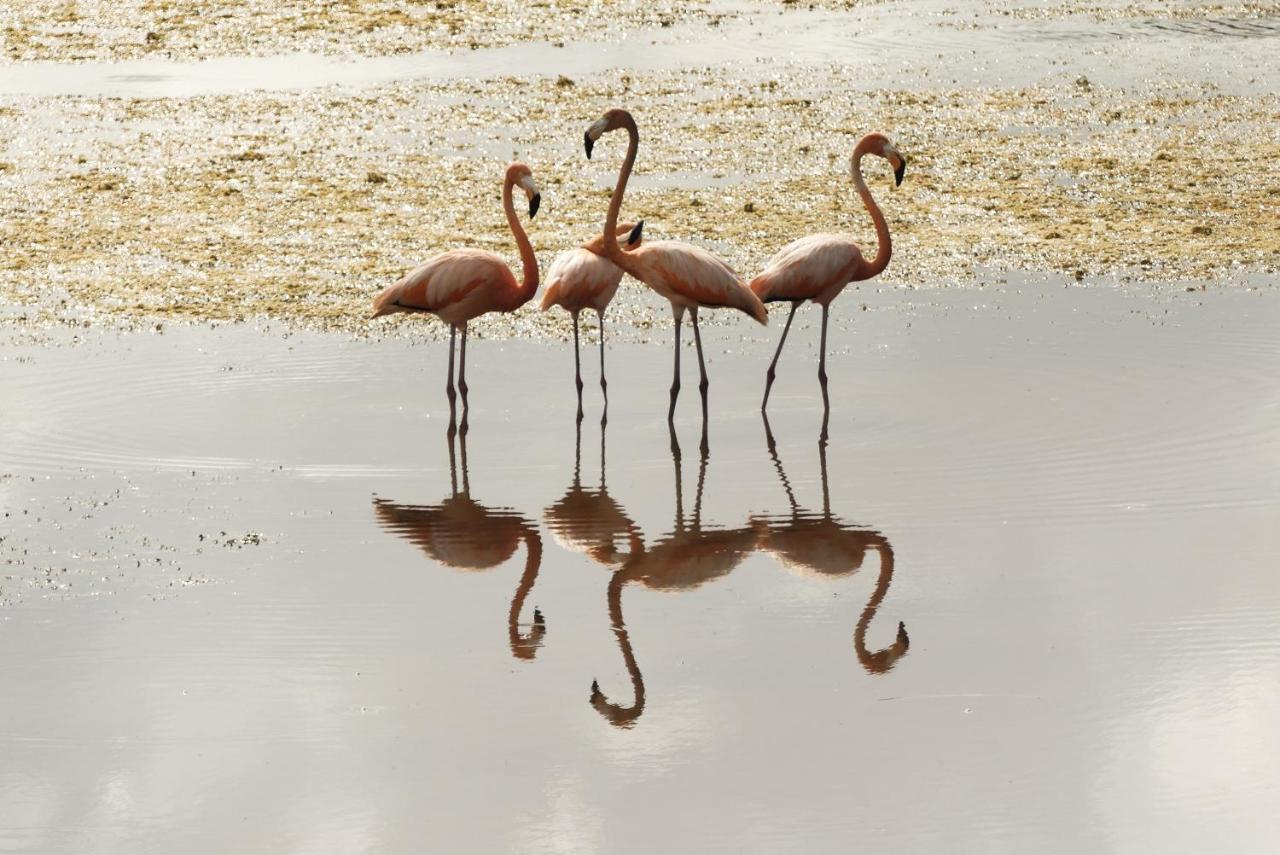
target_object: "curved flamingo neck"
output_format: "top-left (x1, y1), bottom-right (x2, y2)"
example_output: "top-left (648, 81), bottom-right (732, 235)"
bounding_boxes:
top-left (850, 146), bottom-right (892, 281)
top-left (502, 174), bottom-right (539, 307)
top-left (602, 112), bottom-right (640, 273)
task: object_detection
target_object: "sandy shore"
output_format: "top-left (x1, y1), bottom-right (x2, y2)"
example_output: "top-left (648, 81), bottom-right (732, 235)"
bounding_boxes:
top-left (1, 0), bottom-right (1277, 339)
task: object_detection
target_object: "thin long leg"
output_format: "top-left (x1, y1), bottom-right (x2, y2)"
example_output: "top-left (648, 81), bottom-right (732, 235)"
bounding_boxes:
top-left (459, 324), bottom-right (470, 434)
top-left (446, 324), bottom-right (457, 432)
top-left (572, 312), bottom-right (583, 423)
top-left (597, 310), bottom-right (608, 426)
top-left (459, 426), bottom-right (471, 496)
top-left (818, 304), bottom-right (831, 443)
top-left (762, 301), bottom-right (799, 412)
top-left (670, 423), bottom-right (684, 530)
top-left (691, 309), bottom-right (709, 454)
top-left (668, 310), bottom-right (682, 424)
top-left (447, 423), bottom-right (459, 495)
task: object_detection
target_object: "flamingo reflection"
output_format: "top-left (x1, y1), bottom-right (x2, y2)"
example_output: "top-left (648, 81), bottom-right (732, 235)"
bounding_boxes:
top-left (590, 429), bottom-right (760, 727)
top-left (543, 420), bottom-right (643, 571)
top-left (373, 428), bottom-right (546, 660)
top-left (754, 417), bottom-right (909, 673)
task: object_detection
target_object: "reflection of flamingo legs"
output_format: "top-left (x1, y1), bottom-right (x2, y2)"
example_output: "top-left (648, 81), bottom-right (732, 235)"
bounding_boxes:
top-left (592, 430), bottom-right (731, 728)
top-left (373, 426), bottom-right (546, 662)
top-left (758, 420), bottom-right (910, 674)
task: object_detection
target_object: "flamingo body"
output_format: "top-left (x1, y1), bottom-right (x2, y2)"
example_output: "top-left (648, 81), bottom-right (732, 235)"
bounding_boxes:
top-left (586, 107), bottom-right (766, 431)
top-left (373, 496), bottom-right (522, 570)
top-left (750, 234), bottom-right (863, 307)
top-left (539, 248), bottom-right (621, 315)
top-left (370, 161), bottom-right (541, 426)
top-left (754, 133), bottom-right (906, 417)
top-left (373, 248), bottom-right (521, 326)
top-left (540, 223), bottom-right (641, 315)
top-left (623, 240), bottom-right (768, 323)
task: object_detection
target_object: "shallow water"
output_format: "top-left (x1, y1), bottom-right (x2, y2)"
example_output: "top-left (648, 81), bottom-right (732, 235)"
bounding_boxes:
top-left (2, 284), bottom-right (1278, 852)
top-left (2, 1), bottom-right (1277, 98)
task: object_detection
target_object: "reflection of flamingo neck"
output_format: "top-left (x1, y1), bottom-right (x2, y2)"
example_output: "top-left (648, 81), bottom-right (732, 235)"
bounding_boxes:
top-left (854, 538), bottom-right (910, 674)
top-left (591, 570), bottom-right (645, 727)
top-left (508, 528), bottom-right (546, 660)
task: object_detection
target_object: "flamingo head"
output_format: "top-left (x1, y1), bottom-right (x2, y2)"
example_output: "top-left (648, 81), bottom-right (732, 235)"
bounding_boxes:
top-left (626, 219), bottom-right (644, 246)
top-left (856, 133), bottom-right (907, 186)
top-left (584, 108), bottom-right (633, 159)
top-left (507, 161), bottom-right (541, 218)
top-left (585, 220), bottom-right (644, 254)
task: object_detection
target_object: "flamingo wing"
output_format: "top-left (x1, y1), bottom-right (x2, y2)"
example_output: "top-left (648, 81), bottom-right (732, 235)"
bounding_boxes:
top-left (634, 240), bottom-right (767, 324)
top-left (539, 248), bottom-right (625, 313)
top-left (750, 235), bottom-right (862, 303)
top-left (372, 249), bottom-right (510, 319)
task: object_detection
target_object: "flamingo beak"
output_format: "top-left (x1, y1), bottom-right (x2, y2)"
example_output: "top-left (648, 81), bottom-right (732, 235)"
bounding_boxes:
top-left (626, 219), bottom-right (644, 246)
top-left (584, 131), bottom-right (594, 159)
top-left (894, 157), bottom-right (906, 187)
top-left (529, 193), bottom-right (541, 218)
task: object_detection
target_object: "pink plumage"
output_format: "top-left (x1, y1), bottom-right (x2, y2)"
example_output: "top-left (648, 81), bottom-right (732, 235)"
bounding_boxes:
top-left (372, 249), bottom-right (518, 327)
top-left (370, 161), bottom-right (542, 424)
top-left (623, 240), bottom-right (767, 324)
top-left (750, 234), bottom-right (862, 307)
top-left (751, 132), bottom-right (907, 415)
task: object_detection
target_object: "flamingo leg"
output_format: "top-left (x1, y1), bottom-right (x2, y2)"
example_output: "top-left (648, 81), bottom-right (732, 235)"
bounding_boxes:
top-left (572, 312), bottom-right (584, 423)
top-left (446, 324), bottom-right (458, 430)
top-left (459, 324), bottom-right (470, 433)
top-left (691, 309), bottom-right (709, 453)
top-left (818, 304), bottom-right (831, 443)
top-left (597, 310), bottom-right (608, 426)
top-left (668, 309), bottom-right (683, 424)
top-left (762, 301), bottom-right (799, 412)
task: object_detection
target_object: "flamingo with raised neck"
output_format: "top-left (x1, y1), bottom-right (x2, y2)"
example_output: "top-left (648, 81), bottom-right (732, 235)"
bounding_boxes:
top-left (752, 133), bottom-right (906, 428)
top-left (372, 161), bottom-right (542, 429)
top-left (585, 108), bottom-right (766, 440)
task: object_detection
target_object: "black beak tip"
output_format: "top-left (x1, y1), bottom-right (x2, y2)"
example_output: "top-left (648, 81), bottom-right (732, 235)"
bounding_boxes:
top-left (627, 219), bottom-right (644, 246)
top-left (584, 132), bottom-right (594, 159)
top-left (529, 193), bottom-right (541, 218)
top-left (894, 161), bottom-right (906, 187)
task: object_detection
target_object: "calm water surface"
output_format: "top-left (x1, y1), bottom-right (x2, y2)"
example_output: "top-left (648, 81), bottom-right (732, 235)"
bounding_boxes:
top-left (1, 285), bottom-right (1279, 852)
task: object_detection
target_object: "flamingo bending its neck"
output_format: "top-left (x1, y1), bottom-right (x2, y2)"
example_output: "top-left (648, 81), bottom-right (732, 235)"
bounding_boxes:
top-left (372, 161), bottom-right (542, 429)
top-left (752, 133), bottom-right (906, 429)
top-left (539, 220), bottom-right (645, 423)
top-left (585, 108), bottom-right (766, 438)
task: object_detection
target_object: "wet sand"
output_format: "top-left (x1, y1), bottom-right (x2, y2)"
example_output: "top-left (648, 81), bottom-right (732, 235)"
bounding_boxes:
top-left (2, 283), bottom-right (1278, 851)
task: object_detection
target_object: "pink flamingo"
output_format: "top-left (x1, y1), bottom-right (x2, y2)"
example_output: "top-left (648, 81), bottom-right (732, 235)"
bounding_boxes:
top-left (584, 108), bottom-right (767, 436)
top-left (751, 133), bottom-right (906, 425)
top-left (372, 161), bottom-right (542, 427)
top-left (539, 220), bottom-right (645, 422)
